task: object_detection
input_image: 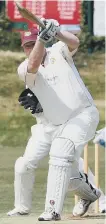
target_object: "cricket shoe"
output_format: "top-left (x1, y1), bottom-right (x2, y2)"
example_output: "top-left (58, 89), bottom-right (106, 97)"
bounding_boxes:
top-left (88, 195), bottom-right (106, 213)
top-left (101, 209), bottom-right (106, 213)
top-left (38, 209), bottom-right (61, 221)
top-left (73, 188), bottom-right (101, 217)
top-left (7, 208), bottom-right (29, 216)
top-left (99, 196), bottom-right (106, 213)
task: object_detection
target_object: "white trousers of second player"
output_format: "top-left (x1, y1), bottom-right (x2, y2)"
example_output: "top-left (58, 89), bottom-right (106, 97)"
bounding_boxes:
top-left (14, 105), bottom-right (99, 214)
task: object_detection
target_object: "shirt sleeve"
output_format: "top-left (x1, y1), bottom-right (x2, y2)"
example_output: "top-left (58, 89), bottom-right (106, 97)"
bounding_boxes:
top-left (17, 58), bottom-right (40, 87)
top-left (52, 41), bottom-right (77, 59)
top-left (17, 59), bottom-right (28, 82)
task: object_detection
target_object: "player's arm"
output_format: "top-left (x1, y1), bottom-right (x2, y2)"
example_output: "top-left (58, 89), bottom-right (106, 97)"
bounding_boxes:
top-left (56, 30), bottom-right (80, 52)
top-left (28, 20), bottom-right (58, 74)
top-left (40, 19), bottom-right (79, 52)
top-left (27, 40), bottom-right (45, 74)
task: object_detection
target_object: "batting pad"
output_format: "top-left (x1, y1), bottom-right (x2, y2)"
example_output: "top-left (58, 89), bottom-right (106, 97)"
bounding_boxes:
top-left (45, 158), bottom-right (71, 214)
top-left (14, 157), bottom-right (35, 212)
top-left (69, 174), bottom-right (101, 202)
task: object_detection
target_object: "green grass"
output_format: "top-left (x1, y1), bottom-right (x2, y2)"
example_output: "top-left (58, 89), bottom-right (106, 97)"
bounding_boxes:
top-left (0, 51), bottom-right (105, 214)
top-left (74, 52), bottom-right (105, 100)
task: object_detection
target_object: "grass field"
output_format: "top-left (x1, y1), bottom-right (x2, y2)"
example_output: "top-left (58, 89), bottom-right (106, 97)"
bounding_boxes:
top-left (0, 50), bottom-right (105, 222)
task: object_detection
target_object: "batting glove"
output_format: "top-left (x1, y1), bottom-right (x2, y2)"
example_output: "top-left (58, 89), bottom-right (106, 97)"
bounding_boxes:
top-left (38, 18), bottom-right (60, 44)
top-left (93, 127), bottom-right (106, 147)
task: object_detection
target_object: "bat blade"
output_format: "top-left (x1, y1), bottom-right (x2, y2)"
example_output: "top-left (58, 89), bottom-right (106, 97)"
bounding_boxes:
top-left (15, 1), bottom-right (59, 40)
top-left (15, 1), bottom-right (45, 28)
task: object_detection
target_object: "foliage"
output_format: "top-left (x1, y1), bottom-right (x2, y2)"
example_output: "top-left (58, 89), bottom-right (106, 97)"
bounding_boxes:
top-left (79, 32), bottom-right (105, 52)
top-left (79, 1), bottom-right (105, 52)
top-left (0, 4), bottom-right (21, 50)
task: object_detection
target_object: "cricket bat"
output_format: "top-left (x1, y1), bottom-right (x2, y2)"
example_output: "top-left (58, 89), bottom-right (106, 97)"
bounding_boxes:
top-left (15, 1), bottom-right (46, 29)
top-left (15, 1), bottom-right (59, 40)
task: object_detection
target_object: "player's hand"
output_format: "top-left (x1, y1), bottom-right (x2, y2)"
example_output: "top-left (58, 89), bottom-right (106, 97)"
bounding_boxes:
top-left (38, 18), bottom-right (60, 44)
top-left (18, 89), bottom-right (43, 114)
top-left (93, 128), bottom-right (106, 148)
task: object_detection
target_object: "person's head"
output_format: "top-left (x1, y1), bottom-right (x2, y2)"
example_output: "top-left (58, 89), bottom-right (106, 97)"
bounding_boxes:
top-left (20, 28), bottom-right (39, 57)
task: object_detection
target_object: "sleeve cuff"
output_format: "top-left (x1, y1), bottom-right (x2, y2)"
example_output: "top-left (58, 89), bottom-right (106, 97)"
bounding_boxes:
top-left (25, 72), bottom-right (37, 87)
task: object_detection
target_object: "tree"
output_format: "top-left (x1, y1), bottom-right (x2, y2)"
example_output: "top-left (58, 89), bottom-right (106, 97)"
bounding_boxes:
top-left (0, 1), bottom-right (21, 50)
top-left (0, 1), bottom-right (5, 12)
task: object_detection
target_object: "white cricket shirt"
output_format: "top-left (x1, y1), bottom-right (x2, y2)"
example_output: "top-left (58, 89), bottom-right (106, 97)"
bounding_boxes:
top-left (18, 41), bottom-right (94, 125)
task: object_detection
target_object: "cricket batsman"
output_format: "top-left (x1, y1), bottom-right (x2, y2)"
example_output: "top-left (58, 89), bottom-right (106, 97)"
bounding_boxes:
top-left (7, 19), bottom-right (101, 221)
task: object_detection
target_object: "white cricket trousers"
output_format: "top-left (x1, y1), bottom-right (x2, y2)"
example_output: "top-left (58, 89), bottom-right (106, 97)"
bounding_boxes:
top-left (14, 105), bottom-right (99, 213)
